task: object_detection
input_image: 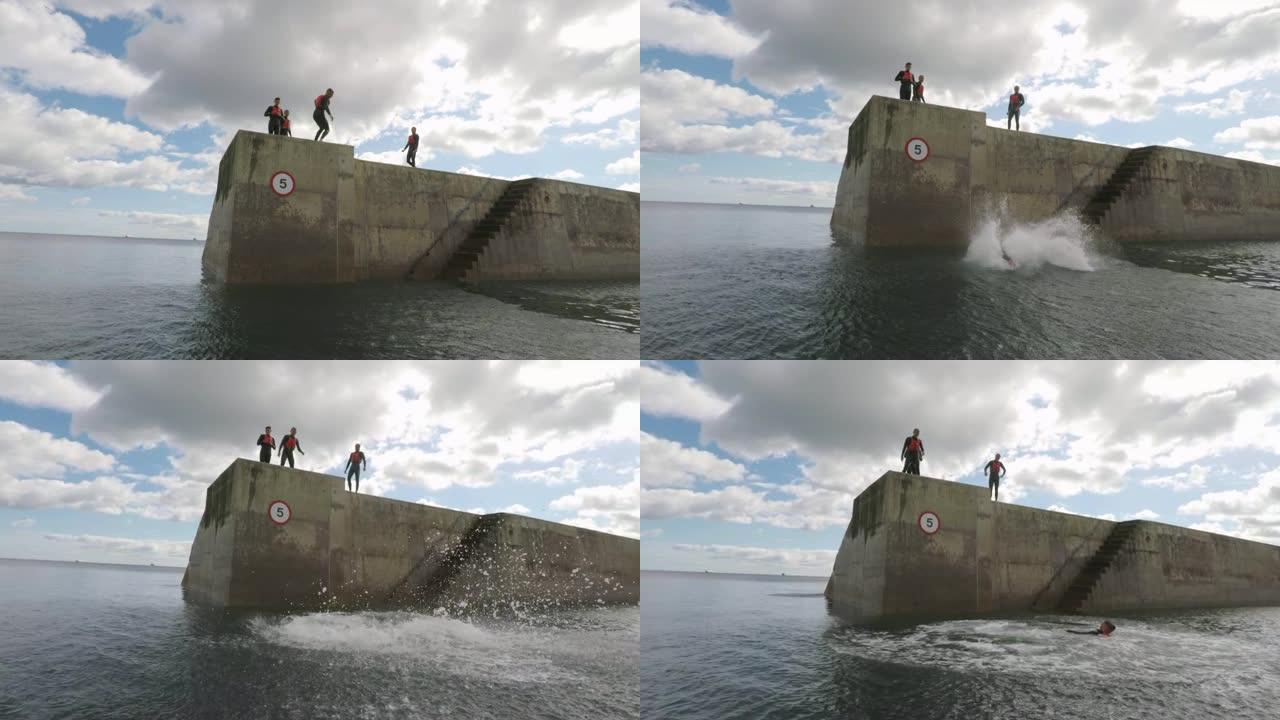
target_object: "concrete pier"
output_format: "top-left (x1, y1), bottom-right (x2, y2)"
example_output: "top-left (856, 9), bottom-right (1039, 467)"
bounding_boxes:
top-left (831, 96), bottom-right (1280, 248)
top-left (826, 472), bottom-right (1280, 624)
top-left (182, 459), bottom-right (639, 611)
top-left (202, 131), bottom-right (640, 284)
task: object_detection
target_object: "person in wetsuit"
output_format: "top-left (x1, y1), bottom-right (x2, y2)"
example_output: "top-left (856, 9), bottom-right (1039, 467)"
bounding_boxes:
top-left (256, 426), bottom-right (275, 463)
top-left (901, 428), bottom-right (924, 475)
top-left (314, 88), bottom-right (335, 141)
top-left (403, 127), bottom-right (420, 167)
top-left (1067, 620), bottom-right (1116, 636)
top-left (264, 97), bottom-right (284, 135)
top-left (345, 443), bottom-right (366, 492)
top-left (894, 62), bottom-right (915, 101)
top-left (1007, 86), bottom-right (1026, 131)
top-left (279, 427), bottom-right (304, 468)
top-left (984, 453), bottom-right (1006, 501)
top-left (281, 109), bottom-right (292, 137)
top-left (913, 75), bottom-right (926, 103)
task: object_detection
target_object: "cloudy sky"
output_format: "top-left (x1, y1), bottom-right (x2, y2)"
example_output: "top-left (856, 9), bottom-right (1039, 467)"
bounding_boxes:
top-left (0, 0), bottom-right (639, 239)
top-left (641, 0), bottom-right (1280, 206)
top-left (641, 361), bottom-right (1280, 575)
top-left (0, 361), bottom-right (639, 566)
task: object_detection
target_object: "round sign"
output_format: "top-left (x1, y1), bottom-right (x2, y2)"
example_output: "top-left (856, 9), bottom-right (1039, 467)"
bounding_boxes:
top-left (267, 499), bottom-right (292, 525)
top-left (270, 171), bottom-right (296, 197)
top-left (917, 510), bottom-right (941, 535)
top-left (905, 137), bottom-right (930, 163)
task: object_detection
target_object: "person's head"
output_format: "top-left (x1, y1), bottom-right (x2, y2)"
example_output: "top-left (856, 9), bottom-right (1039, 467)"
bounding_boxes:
top-left (1014, 85), bottom-right (1021, 93)
top-left (289, 427), bottom-right (297, 435)
top-left (411, 126), bottom-right (417, 134)
top-left (265, 426), bottom-right (271, 433)
top-left (912, 428), bottom-right (920, 437)
top-left (905, 62), bottom-right (912, 70)
top-left (995, 453), bottom-right (1001, 460)
top-left (284, 109), bottom-right (290, 117)
top-left (1099, 620), bottom-right (1116, 635)
top-left (273, 97), bottom-right (280, 105)
top-left (354, 443), bottom-right (361, 451)
top-left (325, 88), bottom-right (334, 98)
top-left (918, 75), bottom-right (924, 82)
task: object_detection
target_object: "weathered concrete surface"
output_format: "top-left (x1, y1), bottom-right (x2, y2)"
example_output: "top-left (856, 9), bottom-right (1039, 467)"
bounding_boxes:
top-left (202, 131), bottom-right (640, 283)
top-left (182, 459), bottom-right (639, 611)
top-left (832, 96), bottom-right (1280, 248)
top-left (827, 472), bottom-right (1280, 623)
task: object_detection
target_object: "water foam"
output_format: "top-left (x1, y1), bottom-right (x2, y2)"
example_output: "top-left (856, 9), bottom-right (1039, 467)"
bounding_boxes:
top-left (965, 199), bottom-right (1098, 272)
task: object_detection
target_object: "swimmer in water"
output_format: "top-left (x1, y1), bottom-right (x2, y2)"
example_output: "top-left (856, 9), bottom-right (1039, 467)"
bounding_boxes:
top-left (1067, 620), bottom-right (1116, 636)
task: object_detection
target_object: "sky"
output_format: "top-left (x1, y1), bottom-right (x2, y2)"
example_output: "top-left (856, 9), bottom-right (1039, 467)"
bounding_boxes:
top-left (0, 0), bottom-right (640, 239)
top-left (640, 0), bottom-right (1280, 207)
top-left (640, 360), bottom-right (1280, 576)
top-left (0, 361), bottom-right (640, 566)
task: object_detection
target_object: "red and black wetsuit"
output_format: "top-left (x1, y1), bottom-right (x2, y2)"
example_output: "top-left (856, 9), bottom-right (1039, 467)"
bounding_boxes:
top-left (894, 70), bottom-right (915, 100)
top-left (256, 433), bottom-right (275, 463)
top-left (984, 458), bottom-right (1006, 500)
top-left (913, 80), bottom-right (925, 103)
top-left (282, 117), bottom-right (291, 137)
top-left (314, 94), bottom-right (332, 141)
top-left (901, 436), bottom-right (924, 475)
top-left (345, 451), bottom-right (366, 491)
top-left (264, 105), bottom-right (283, 135)
top-left (279, 434), bottom-right (302, 468)
top-left (403, 133), bottom-right (420, 167)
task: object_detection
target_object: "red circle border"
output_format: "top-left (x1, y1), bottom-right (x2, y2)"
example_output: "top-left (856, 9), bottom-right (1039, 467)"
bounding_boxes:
top-left (270, 170), bottom-right (297, 197)
top-left (904, 137), bottom-right (930, 163)
top-left (267, 499), bottom-right (292, 525)
top-left (917, 510), bottom-right (941, 535)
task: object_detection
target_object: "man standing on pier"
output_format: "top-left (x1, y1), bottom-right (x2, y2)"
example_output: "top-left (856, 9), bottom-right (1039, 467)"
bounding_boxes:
top-left (901, 429), bottom-right (924, 475)
top-left (894, 62), bottom-right (915, 101)
top-left (984, 453), bottom-right (1006, 501)
top-left (403, 127), bottom-right (420, 167)
top-left (1007, 86), bottom-right (1026, 130)
top-left (279, 427), bottom-right (304, 468)
top-left (256, 426), bottom-right (275, 463)
top-left (345, 443), bottom-right (367, 493)
top-left (314, 88), bottom-right (335, 141)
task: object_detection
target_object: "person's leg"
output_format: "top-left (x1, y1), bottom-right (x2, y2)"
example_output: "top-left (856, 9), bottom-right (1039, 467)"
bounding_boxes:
top-left (1014, 111), bottom-right (1020, 131)
top-left (408, 148), bottom-right (416, 167)
top-left (1007, 112), bottom-right (1012, 130)
top-left (259, 448), bottom-right (270, 463)
top-left (353, 469), bottom-right (360, 493)
top-left (346, 468), bottom-right (353, 491)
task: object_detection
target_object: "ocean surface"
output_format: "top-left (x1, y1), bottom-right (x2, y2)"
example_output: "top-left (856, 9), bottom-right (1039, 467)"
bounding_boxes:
top-left (0, 232), bottom-right (638, 359)
top-left (641, 202), bottom-right (1280, 359)
top-left (641, 570), bottom-right (1280, 720)
top-left (0, 559), bottom-right (639, 720)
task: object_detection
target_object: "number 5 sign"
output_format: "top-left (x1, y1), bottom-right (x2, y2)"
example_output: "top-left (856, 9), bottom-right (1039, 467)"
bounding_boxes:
top-left (268, 499), bottom-right (292, 525)
top-left (917, 510), bottom-right (940, 536)
top-left (270, 171), bottom-right (296, 197)
top-left (905, 137), bottom-right (930, 163)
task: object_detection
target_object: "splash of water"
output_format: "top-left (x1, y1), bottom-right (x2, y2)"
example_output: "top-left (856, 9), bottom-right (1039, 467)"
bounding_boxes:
top-left (965, 199), bottom-right (1098, 272)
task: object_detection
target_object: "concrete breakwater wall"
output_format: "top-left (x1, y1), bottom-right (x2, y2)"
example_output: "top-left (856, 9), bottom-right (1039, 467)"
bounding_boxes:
top-left (831, 96), bottom-right (1280, 248)
top-left (182, 459), bottom-right (639, 611)
top-left (202, 131), bottom-right (639, 284)
top-left (826, 472), bottom-right (1280, 624)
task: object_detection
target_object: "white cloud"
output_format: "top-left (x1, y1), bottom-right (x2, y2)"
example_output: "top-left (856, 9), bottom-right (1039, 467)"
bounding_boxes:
top-left (1132, 509), bottom-right (1160, 520)
top-left (605, 151), bottom-right (641, 175)
top-left (562, 119), bottom-right (639, 149)
top-left (708, 177), bottom-right (837, 205)
top-left (1141, 464), bottom-right (1209, 491)
top-left (42, 533), bottom-right (191, 560)
top-left (551, 479), bottom-right (639, 537)
top-left (1176, 89), bottom-right (1250, 118)
top-left (0, 184), bottom-right (36, 203)
top-left (1165, 137), bottom-right (1195, 149)
top-left (1214, 116), bottom-right (1280, 149)
top-left (98, 211), bottom-right (208, 236)
top-left (0, 0), bottom-right (152, 97)
top-left (617, 182), bottom-right (640, 192)
top-left (550, 169), bottom-right (586, 180)
top-left (677, 163), bottom-right (701, 174)
top-left (11, 518), bottom-right (35, 528)
top-left (641, 432), bottom-right (746, 488)
top-left (640, 0), bottom-right (763, 59)
top-left (0, 362), bottom-right (102, 412)
top-left (637, 363), bottom-right (731, 422)
top-left (0, 421), bottom-right (115, 479)
top-left (69, 196), bottom-right (91, 206)
top-left (670, 543), bottom-right (836, 574)
top-left (513, 458), bottom-right (584, 486)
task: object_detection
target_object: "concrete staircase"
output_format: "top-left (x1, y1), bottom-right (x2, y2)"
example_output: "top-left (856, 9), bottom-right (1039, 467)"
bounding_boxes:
top-left (383, 513), bottom-right (505, 606)
top-left (440, 179), bottom-right (537, 281)
top-left (1081, 147), bottom-right (1156, 225)
top-left (1057, 520), bottom-right (1141, 612)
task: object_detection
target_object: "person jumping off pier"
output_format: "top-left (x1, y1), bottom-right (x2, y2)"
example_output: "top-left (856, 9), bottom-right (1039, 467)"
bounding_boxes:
top-left (901, 429), bottom-right (924, 475)
top-left (279, 427), bottom-right (304, 468)
top-left (256, 426), bottom-right (275, 463)
top-left (984, 453), bottom-right (1006, 501)
top-left (345, 443), bottom-right (367, 492)
top-left (281, 110), bottom-right (292, 137)
top-left (913, 75), bottom-right (926, 103)
top-left (1067, 620), bottom-right (1116, 636)
top-left (1007, 86), bottom-right (1026, 131)
top-left (404, 127), bottom-right (420, 167)
top-left (314, 88), bottom-right (335, 142)
top-left (894, 62), bottom-right (915, 101)
top-left (264, 97), bottom-right (284, 135)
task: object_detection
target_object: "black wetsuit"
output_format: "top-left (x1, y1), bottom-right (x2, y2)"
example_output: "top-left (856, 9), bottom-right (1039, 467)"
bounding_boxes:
top-left (1008, 93), bottom-right (1026, 130)
top-left (894, 70), bottom-right (915, 101)
top-left (901, 436), bottom-right (924, 475)
top-left (279, 434), bottom-right (302, 468)
top-left (984, 459), bottom-right (1006, 500)
top-left (345, 451), bottom-right (366, 492)
top-left (404, 133), bottom-right (419, 167)
top-left (257, 433), bottom-right (275, 463)
top-left (314, 94), bottom-right (332, 141)
top-left (264, 106), bottom-right (283, 135)
top-left (1066, 629), bottom-right (1108, 635)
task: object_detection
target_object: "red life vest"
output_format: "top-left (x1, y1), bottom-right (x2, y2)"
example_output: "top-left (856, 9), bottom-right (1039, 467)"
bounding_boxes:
top-left (283, 436), bottom-right (297, 450)
top-left (990, 459), bottom-right (1004, 474)
top-left (269, 106), bottom-right (282, 117)
top-left (261, 433), bottom-right (274, 446)
top-left (1010, 93), bottom-right (1023, 107)
top-left (907, 437), bottom-right (922, 453)
top-left (349, 451), bottom-right (364, 463)
top-left (315, 95), bottom-right (325, 109)
top-left (283, 118), bottom-right (291, 130)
